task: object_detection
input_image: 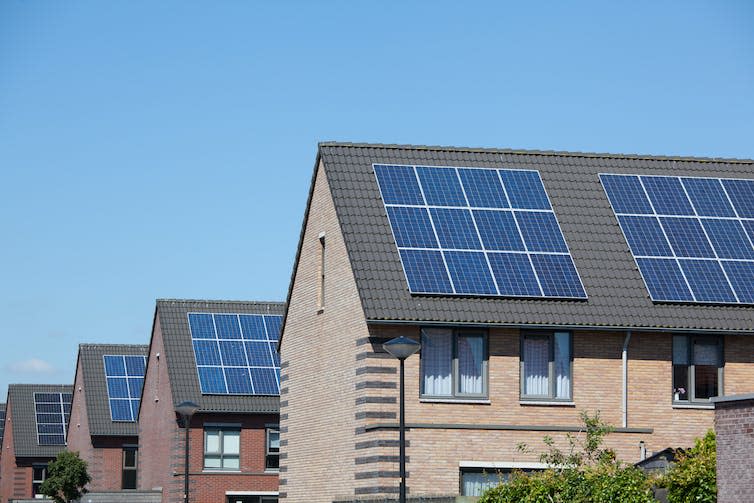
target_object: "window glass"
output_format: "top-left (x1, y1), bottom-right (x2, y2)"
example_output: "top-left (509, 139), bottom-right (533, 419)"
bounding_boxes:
top-left (206, 430), bottom-right (220, 452)
top-left (673, 336), bottom-right (722, 402)
top-left (554, 332), bottom-right (571, 399)
top-left (523, 336), bottom-right (549, 396)
top-left (421, 329), bottom-right (453, 396)
top-left (204, 455), bottom-right (222, 469)
top-left (461, 470), bottom-right (506, 496)
top-left (458, 335), bottom-right (484, 394)
top-left (204, 427), bottom-right (241, 470)
top-left (223, 430), bottom-right (240, 455)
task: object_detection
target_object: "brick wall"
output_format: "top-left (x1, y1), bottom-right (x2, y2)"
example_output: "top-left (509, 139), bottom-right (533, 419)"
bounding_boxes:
top-left (0, 401), bottom-right (13, 502)
top-left (714, 395), bottom-right (754, 503)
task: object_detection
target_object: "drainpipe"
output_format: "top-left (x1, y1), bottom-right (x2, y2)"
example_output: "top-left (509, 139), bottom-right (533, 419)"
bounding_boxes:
top-left (622, 331), bottom-right (632, 428)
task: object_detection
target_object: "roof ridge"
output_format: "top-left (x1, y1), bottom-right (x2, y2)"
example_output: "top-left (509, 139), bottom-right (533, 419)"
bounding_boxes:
top-left (318, 141), bottom-right (754, 164)
top-left (156, 298), bottom-right (286, 305)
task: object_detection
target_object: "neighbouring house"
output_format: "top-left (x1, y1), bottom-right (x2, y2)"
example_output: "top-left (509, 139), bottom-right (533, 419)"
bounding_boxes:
top-left (0, 384), bottom-right (73, 502)
top-left (713, 393), bottom-right (754, 503)
top-left (280, 142), bottom-right (754, 502)
top-left (139, 299), bottom-right (284, 503)
top-left (66, 343), bottom-right (149, 491)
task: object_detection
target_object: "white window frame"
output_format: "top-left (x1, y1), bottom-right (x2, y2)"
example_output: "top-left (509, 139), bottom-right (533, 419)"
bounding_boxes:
top-left (204, 425), bottom-right (241, 471)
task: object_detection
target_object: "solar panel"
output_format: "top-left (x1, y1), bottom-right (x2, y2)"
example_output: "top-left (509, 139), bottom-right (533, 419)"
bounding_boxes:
top-left (374, 164), bottom-right (587, 299)
top-left (34, 392), bottom-right (71, 445)
top-left (103, 355), bottom-right (147, 422)
top-left (188, 313), bottom-right (282, 395)
top-left (601, 174), bottom-right (754, 304)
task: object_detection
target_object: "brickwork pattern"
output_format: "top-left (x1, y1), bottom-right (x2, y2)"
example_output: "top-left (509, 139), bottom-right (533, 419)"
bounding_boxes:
top-left (715, 398), bottom-right (754, 503)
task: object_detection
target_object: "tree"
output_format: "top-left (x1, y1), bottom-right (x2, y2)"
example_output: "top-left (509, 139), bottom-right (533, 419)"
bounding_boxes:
top-left (39, 450), bottom-right (92, 503)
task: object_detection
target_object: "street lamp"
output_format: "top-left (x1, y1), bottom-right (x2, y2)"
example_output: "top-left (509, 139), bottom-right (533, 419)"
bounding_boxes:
top-left (175, 401), bottom-right (200, 503)
top-left (382, 336), bottom-right (421, 503)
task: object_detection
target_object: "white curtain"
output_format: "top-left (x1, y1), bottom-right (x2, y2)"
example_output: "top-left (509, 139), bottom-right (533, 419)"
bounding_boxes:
top-left (421, 328), bottom-right (452, 396)
top-left (524, 337), bottom-right (549, 396)
top-left (462, 471), bottom-right (507, 496)
top-left (554, 332), bottom-right (571, 399)
top-left (458, 335), bottom-right (484, 394)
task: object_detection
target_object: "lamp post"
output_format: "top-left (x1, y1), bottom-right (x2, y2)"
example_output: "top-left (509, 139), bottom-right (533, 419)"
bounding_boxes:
top-left (175, 401), bottom-right (200, 503)
top-left (383, 336), bottom-right (421, 503)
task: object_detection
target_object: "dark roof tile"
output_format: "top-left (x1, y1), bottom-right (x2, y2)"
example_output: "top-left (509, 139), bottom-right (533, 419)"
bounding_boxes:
top-left (7, 384), bottom-right (73, 458)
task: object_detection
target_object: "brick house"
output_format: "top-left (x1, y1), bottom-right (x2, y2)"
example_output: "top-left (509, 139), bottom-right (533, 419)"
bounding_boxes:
top-left (66, 343), bottom-right (149, 491)
top-left (0, 384), bottom-right (72, 502)
top-left (279, 142), bottom-right (754, 502)
top-left (139, 299), bottom-right (283, 503)
top-left (712, 393), bottom-right (754, 502)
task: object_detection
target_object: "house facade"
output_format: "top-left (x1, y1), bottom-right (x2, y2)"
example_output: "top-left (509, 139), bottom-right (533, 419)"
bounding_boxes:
top-left (138, 299), bottom-right (283, 503)
top-left (0, 384), bottom-right (73, 502)
top-left (66, 343), bottom-right (149, 492)
top-left (280, 143), bottom-right (754, 502)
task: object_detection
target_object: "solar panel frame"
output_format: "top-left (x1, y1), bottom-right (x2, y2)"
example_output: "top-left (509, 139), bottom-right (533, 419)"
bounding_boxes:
top-left (188, 313), bottom-right (282, 396)
top-left (374, 163), bottom-right (587, 299)
top-left (103, 354), bottom-right (147, 422)
top-left (34, 392), bottom-right (71, 446)
top-left (601, 173), bottom-right (754, 305)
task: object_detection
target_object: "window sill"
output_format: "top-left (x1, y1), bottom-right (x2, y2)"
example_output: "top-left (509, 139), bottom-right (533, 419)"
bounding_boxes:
top-left (520, 400), bottom-right (575, 407)
top-left (672, 403), bottom-right (714, 410)
top-left (264, 469), bottom-right (280, 474)
top-left (420, 398), bottom-right (490, 405)
top-left (202, 469), bottom-right (242, 473)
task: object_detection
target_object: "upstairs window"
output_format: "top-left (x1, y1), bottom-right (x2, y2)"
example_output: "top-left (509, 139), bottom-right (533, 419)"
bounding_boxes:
top-left (32, 464), bottom-right (47, 497)
top-left (520, 332), bottom-right (572, 401)
top-left (266, 426), bottom-right (280, 470)
top-left (420, 328), bottom-right (487, 399)
top-left (204, 426), bottom-right (240, 470)
top-left (122, 447), bottom-right (137, 489)
top-left (673, 335), bottom-right (723, 403)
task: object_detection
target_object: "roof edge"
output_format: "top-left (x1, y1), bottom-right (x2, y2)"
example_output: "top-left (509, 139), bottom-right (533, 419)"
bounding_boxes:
top-left (318, 141), bottom-right (754, 164)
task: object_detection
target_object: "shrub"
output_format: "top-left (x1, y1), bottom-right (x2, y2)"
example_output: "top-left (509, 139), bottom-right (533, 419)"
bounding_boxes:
top-left (39, 450), bottom-right (91, 503)
top-left (661, 430), bottom-right (716, 503)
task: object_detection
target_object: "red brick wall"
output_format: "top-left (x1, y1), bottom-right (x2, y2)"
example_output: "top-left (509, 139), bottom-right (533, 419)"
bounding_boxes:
top-left (0, 401), bottom-right (16, 502)
top-left (715, 397), bottom-right (754, 503)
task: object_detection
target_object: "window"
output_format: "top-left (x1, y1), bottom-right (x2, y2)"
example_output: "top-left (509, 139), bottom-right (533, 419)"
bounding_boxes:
top-left (32, 464), bottom-right (47, 497)
top-left (420, 328), bottom-right (487, 399)
top-left (460, 468), bottom-right (540, 496)
top-left (226, 496), bottom-right (277, 503)
top-left (673, 335), bottom-right (723, 403)
top-left (520, 331), bottom-right (572, 401)
top-left (204, 426), bottom-right (240, 470)
top-left (122, 447), bottom-right (137, 489)
top-left (318, 233), bottom-right (325, 308)
top-left (266, 426), bottom-right (280, 470)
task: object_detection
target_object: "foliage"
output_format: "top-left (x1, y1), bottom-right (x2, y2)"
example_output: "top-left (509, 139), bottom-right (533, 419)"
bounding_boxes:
top-left (478, 411), bottom-right (655, 503)
top-left (39, 450), bottom-right (91, 503)
top-left (660, 430), bottom-right (716, 503)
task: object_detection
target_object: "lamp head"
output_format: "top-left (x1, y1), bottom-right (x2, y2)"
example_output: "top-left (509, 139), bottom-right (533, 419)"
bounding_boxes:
top-left (382, 336), bottom-right (421, 360)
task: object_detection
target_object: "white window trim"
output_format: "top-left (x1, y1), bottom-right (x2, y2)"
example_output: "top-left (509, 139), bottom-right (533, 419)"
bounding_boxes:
top-left (226, 492), bottom-right (279, 496)
top-left (460, 461), bottom-right (550, 470)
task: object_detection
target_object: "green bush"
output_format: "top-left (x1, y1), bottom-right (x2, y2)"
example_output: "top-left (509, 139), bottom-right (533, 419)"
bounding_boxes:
top-left (661, 430), bottom-right (716, 503)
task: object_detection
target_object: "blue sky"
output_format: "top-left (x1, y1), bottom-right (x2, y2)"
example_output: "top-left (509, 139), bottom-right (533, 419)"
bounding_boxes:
top-left (0, 1), bottom-right (753, 399)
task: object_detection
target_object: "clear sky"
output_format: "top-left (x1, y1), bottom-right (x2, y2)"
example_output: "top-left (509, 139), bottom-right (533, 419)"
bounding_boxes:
top-left (1, 1), bottom-right (753, 399)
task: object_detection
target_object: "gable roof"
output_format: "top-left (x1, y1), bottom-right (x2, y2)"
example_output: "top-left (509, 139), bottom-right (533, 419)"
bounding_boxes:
top-left (289, 142), bottom-right (754, 334)
top-left (0, 403), bottom-right (5, 448)
top-left (74, 344), bottom-right (148, 437)
top-left (154, 299), bottom-right (285, 414)
top-left (7, 384), bottom-right (73, 458)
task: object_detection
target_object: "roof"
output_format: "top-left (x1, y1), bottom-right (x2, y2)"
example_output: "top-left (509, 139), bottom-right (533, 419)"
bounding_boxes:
top-left (7, 384), bottom-right (73, 458)
top-left (154, 299), bottom-right (285, 414)
top-left (0, 402), bottom-right (5, 447)
top-left (293, 142), bottom-right (754, 333)
top-left (74, 344), bottom-right (148, 437)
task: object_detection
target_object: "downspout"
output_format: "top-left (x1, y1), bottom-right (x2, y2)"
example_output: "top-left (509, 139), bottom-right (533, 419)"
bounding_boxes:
top-left (622, 331), bottom-right (632, 428)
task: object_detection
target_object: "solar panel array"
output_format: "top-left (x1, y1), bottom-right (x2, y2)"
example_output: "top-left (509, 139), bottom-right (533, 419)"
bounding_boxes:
top-left (601, 174), bottom-right (754, 304)
top-left (188, 313), bottom-right (282, 395)
top-left (373, 164), bottom-right (587, 299)
top-left (103, 355), bottom-right (147, 422)
top-left (34, 392), bottom-right (72, 445)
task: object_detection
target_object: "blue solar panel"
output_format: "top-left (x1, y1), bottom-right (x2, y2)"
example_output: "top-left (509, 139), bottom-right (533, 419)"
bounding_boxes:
top-left (34, 392), bottom-right (71, 445)
top-left (103, 355), bottom-right (147, 422)
top-left (189, 313), bottom-right (282, 396)
top-left (430, 208), bottom-right (482, 249)
top-left (617, 216), bottom-right (672, 257)
top-left (722, 179), bottom-right (754, 218)
top-left (642, 176), bottom-right (694, 215)
top-left (601, 173), bottom-right (754, 304)
top-left (458, 168), bottom-right (509, 208)
top-left (376, 164), bottom-right (586, 299)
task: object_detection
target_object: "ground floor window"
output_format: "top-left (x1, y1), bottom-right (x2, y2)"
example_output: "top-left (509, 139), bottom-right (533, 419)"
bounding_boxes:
top-left (226, 496), bottom-right (277, 503)
top-left (122, 447), bottom-right (137, 489)
top-left (460, 467), bottom-right (541, 496)
top-left (673, 335), bottom-right (723, 403)
top-left (32, 464), bottom-right (47, 497)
